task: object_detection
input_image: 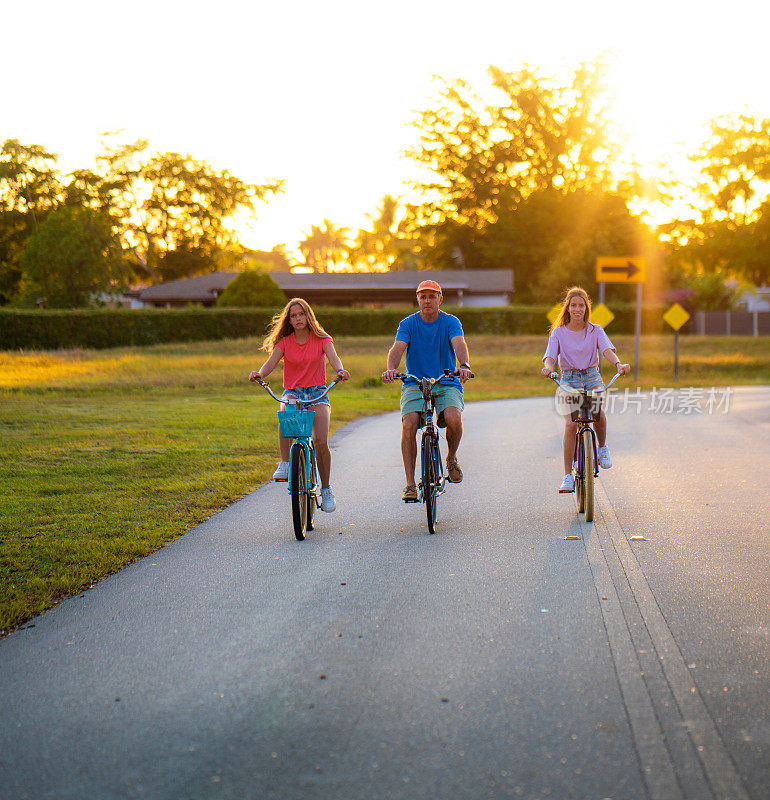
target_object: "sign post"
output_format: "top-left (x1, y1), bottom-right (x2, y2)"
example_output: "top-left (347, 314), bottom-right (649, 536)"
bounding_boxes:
top-left (596, 258), bottom-right (647, 380)
top-left (663, 303), bottom-right (691, 382)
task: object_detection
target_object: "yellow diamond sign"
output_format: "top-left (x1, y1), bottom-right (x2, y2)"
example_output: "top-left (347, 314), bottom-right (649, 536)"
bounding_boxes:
top-left (663, 302), bottom-right (691, 331)
top-left (591, 303), bottom-right (615, 329)
top-left (546, 304), bottom-right (562, 325)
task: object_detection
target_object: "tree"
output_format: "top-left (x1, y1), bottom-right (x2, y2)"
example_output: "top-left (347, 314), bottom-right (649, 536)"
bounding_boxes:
top-left (480, 188), bottom-right (656, 302)
top-left (0, 134), bottom-right (286, 300)
top-left (239, 247), bottom-right (293, 272)
top-left (0, 139), bottom-right (62, 303)
top-left (88, 134), bottom-right (284, 282)
top-left (406, 60), bottom-right (618, 270)
top-left (348, 195), bottom-right (419, 271)
top-left (694, 114), bottom-right (770, 225)
top-left (17, 206), bottom-right (127, 307)
top-left (216, 269), bottom-right (286, 307)
top-left (670, 115), bottom-right (770, 285)
top-left (298, 219), bottom-right (350, 271)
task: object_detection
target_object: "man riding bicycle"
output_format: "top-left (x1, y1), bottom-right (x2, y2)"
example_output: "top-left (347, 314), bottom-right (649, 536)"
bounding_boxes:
top-left (382, 279), bottom-right (473, 502)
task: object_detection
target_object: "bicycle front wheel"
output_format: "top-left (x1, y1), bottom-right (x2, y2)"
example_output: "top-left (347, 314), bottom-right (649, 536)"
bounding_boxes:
top-left (290, 442), bottom-right (308, 540)
top-left (573, 433), bottom-right (584, 513)
top-left (306, 441), bottom-right (317, 532)
top-left (422, 434), bottom-right (438, 534)
top-left (583, 430), bottom-right (595, 522)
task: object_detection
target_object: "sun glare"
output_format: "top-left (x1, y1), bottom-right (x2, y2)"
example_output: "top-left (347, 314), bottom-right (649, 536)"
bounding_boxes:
top-left (4, 0), bottom-right (770, 256)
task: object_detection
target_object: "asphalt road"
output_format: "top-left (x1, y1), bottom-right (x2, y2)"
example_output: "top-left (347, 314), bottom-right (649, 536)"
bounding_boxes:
top-left (1, 387), bottom-right (768, 800)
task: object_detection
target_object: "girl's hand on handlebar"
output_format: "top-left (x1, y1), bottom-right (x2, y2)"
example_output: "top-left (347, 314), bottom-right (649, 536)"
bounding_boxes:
top-left (248, 371), bottom-right (262, 382)
top-left (382, 369), bottom-right (399, 383)
top-left (541, 366), bottom-right (552, 377)
top-left (617, 363), bottom-right (631, 376)
top-left (336, 369), bottom-right (350, 382)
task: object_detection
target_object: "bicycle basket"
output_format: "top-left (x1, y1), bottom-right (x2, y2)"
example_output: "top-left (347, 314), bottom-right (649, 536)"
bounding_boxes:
top-left (278, 406), bottom-right (315, 438)
top-left (569, 392), bottom-right (603, 423)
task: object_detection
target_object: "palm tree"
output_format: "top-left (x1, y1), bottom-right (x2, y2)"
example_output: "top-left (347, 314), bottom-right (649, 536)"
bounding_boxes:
top-left (298, 219), bottom-right (350, 271)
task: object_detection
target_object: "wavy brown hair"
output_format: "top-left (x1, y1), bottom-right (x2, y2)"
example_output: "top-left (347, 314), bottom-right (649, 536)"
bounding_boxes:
top-left (549, 286), bottom-right (592, 333)
top-left (260, 297), bottom-right (332, 352)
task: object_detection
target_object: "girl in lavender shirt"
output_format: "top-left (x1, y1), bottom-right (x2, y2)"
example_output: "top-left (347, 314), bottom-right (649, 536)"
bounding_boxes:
top-left (540, 287), bottom-right (631, 494)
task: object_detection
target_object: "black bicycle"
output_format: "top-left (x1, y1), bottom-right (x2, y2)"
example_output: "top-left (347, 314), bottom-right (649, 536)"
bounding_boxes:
top-left (549, 371), bottom-right (622, 522)
top-left (395, 369), bottom-right (473, 534)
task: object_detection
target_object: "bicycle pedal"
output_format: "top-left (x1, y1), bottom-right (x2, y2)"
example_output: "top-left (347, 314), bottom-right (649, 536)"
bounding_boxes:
top-left (274, 478), bottom-right (288, 483)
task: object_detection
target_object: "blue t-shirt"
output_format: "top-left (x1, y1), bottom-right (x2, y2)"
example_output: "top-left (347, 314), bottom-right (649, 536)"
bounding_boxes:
top-left (395, 310), bottom-right (464, 388)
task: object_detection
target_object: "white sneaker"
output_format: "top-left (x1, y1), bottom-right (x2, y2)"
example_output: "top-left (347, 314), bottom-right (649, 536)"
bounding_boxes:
top-left (321, 487), bottom-right (336, 512)
top-left (559, 473), bottom-right (575, 493)
top-left (597, 445), bottom-right (612, 469)
top-left (272, 461), bottom-right (289, 481)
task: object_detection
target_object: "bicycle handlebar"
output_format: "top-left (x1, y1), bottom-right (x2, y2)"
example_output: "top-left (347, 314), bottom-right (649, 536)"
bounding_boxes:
top-left (253, 376), bottom-right (342, 405)
top-left (394, 368), bottom-right (475, 383)
top-left (548, 370), bottom-right (622, 394)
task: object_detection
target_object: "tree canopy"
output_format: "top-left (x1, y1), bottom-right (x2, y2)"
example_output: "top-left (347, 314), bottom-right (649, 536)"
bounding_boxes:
top-left (298, 219), bottom-right (350, 271)
top-left (665, 114), bottom-right (770, 287)
top-left (216, 269), bottom-right (286, 307)
top-left (0, 135), bottom-right (283, 305)
top-left (17, 206), bottom-right (127, 308)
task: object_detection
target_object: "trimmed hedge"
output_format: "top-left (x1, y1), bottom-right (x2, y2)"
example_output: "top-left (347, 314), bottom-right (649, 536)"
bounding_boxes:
top-left (0, 304), bottom-right (671, 351)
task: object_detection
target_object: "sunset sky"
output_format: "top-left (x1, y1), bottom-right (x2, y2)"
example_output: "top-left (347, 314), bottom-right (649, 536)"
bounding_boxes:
top-left (5, 0), bottom-right (770, 255)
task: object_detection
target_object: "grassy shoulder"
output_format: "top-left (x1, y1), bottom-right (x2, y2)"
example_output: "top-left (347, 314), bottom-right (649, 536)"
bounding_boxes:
top-left (2, 334), bottom-right (769, 632)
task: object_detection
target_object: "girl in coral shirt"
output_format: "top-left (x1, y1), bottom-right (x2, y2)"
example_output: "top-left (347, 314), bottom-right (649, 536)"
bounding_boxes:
top-left (249, 298), bottom-right (349, 512)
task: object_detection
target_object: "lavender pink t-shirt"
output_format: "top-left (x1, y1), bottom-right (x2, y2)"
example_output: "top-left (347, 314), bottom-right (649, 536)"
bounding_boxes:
top-left (542, 323), bottom-right (615, 370)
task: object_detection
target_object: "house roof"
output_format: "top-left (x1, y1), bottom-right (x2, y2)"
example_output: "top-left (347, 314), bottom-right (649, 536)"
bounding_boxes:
top-left (134, 272), bottom-right (238, 302)
top-left (134, 269), bottom-right (513, 304)
top-left (276, 270), bottom-right (513, 293)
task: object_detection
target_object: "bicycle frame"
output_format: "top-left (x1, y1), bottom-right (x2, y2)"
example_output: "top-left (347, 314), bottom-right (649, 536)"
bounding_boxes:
top-left (419, 382), bottom-right (445, 503)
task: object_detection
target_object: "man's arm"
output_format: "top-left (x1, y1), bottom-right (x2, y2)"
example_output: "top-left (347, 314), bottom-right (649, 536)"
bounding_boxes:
top-left (382, 340), bottom-right (407, 382)
top-left (451, 335), bottom-right (472, 383)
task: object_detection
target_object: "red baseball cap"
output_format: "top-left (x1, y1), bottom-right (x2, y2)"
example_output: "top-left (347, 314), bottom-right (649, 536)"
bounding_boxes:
top-left (416, 279), bottom-right (442, 295)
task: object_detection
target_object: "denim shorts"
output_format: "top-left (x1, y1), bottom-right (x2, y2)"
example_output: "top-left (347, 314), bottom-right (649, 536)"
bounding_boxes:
top-left (281, 384), bottom-right (330, 407)
top-left (560, 366), bottom-right (605, 392)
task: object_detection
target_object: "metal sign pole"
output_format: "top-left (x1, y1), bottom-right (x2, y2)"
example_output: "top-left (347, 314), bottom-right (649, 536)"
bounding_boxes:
top-left (674, 331), bottom-right (679, 383)
top-left (598, 282), bottom-right (605, 304)
top-left (634, 283), bottom-right (642, 381)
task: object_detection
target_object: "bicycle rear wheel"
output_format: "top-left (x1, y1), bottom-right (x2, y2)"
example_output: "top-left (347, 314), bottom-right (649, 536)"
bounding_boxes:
top-left (290, 442), bottom-right (308, 540)
top-left (583, 430), bottom-right (595, 522)
top-left (306, 442), bottom-right (317, 532)
top-left (422, 434), bottom-right (438, 534)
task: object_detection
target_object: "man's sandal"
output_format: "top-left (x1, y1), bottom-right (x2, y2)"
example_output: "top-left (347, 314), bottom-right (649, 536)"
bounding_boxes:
top-left (402, 484), bottom-right (418, 502)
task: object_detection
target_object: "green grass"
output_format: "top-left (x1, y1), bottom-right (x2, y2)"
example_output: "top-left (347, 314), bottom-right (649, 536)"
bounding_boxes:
top-left (2, 334), bottom-right (769, 632)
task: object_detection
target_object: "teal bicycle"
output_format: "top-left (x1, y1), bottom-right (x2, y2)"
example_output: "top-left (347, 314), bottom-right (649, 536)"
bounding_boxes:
top-left (255, 377), bottom-right (341, 540)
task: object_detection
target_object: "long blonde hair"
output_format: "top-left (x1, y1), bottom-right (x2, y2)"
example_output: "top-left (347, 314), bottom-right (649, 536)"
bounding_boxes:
top-left (550, 286), bottom-right (592, 333)
top-left (260, 297), bottom-right (332, 352)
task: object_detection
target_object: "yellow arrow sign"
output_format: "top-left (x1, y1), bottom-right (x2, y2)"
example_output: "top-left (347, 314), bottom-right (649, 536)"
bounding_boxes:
top-left (663, 302), bottom-right (691, 331)
top-left (596, 257), bottom-right (647, 284)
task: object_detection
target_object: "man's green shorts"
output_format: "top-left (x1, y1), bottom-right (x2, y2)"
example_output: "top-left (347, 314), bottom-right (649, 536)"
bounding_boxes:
top-left (400, 383), bottom-right (464, 428)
